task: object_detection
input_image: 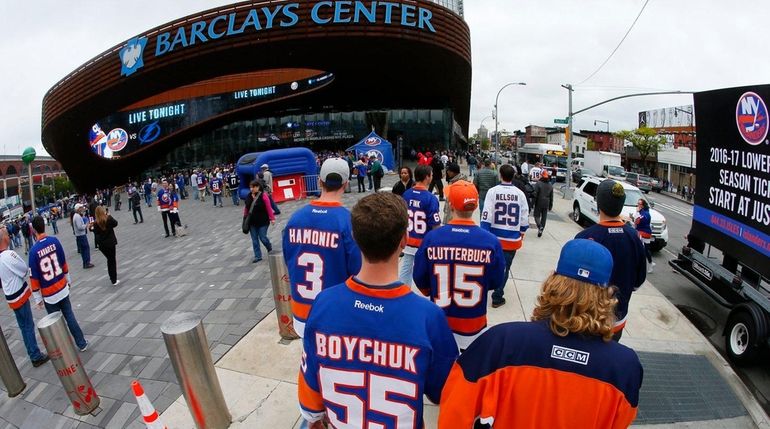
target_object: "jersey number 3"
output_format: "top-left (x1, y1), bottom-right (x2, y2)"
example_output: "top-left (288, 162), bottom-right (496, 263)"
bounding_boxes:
top-left (40, 254), bottom-right (63, 281)
top-left (297, 252), bottom-right (324, 300)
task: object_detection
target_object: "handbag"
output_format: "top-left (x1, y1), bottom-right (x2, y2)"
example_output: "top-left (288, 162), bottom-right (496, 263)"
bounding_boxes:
top-left (242, 193), bottom-right (260, 234)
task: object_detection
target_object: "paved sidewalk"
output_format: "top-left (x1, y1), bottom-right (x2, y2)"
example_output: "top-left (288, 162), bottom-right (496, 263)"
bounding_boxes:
top-left (159, 169), bottom-right (770, 429)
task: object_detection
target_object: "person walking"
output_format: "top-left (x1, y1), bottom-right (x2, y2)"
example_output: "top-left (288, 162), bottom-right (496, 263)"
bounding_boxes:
top-left (298, 193), bottom-right (458, 429)
top-left (391, 166), bottom-right (414, 196)
top-left (260, 164), bottom-right (281, 215)
top-left (157, 180), bottom-right (177, 237)
top-left (442, 162), bottom-right (468, 224)
top-left (244, 180), bottom-right (275, 263)
top-left (190, 170), bottom-right (199, 201)
top-left (196, 172), bottom-right (207, 203)
top-left (143, 178), bottom-right (153, 207)
top-left (399, 165), bottom-right (441, 287)
top-left (72, 205), bottom-right (94, 269)
top-left (0, 227), bottom-right (49, 367)
top-left (634, 198), bottom-right (655, 273)
top-left (369, 155), bottom-right (384, 192)
top-left (282, 158), bottom-right (362, 338)
top-left (473, 159), bottom-right (500, 219)
top-left (438, 239), bottom-right (643, 428)
top-left (429, 153), bottom-right (445, 200)
top-left (92, 206), bottom-right (119, 286)
top-left (533, 170), bottom-right (554, 237)
top-left (50, 207), bottom-right (60, 235)
top-left (575, 179), bottom-right (646, 340)
top-left (29, 216), bottom-right (89, 352)
top-left (227, 169), bottom-right (240, 205)
top-left (413, 181), bottom-right (506, 350)
top-left (355, 160), bottom-right (367, 192)
top-left (210, 174), bottom-right (224, 207)
top-left (131, 185), bottom-right (144, 223)
top-left (480, 164), bottom-right (529, 308)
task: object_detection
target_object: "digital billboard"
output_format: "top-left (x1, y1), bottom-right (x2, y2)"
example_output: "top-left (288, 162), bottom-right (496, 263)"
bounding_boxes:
top-left (89, 71), bottom-right (334, 158)
top-left (693, 85), bottom-right (770, 278)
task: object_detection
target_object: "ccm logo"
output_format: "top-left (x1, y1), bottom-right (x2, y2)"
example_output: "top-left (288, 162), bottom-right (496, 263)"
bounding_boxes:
top-left (551, 345), bottom-right (590, 365)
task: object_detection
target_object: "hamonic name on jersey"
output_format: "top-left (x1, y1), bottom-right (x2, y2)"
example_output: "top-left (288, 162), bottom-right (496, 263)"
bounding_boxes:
top-left (286, 228), bottom-right (340, 249)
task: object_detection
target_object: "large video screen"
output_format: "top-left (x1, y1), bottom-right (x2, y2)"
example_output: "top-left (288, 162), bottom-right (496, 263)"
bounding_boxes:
top-left (89, 71), bottom-right (334, 159)
top-left (693, 85), bottom-right (770, 277)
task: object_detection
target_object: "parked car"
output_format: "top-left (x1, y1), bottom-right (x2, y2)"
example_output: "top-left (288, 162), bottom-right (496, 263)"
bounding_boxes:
top-left (572, 176), bottom-right (668, 251)
top-left (625, 172), bottom-right (652, 193)
top-left (572, 167), bottom-right (598, 183)
top-left (645, 175), bottom-right (663, 192)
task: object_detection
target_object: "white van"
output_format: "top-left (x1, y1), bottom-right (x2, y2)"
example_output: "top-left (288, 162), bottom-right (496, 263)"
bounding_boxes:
top-left (570, 158), bottom-right (584, 170)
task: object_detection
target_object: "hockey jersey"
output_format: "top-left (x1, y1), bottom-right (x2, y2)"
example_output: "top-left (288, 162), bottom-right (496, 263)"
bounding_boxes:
top-left (157, 189), bottom-right (178, 211)
top-left (210, 178), bottom-right (223, 195)
top-left (576, 221), bottom-right (646, 330)
top-left (282, 201), bottom-right (362, 337)
top-left (0, 250), bottom-right (32, 310)
top-left (438, 320), bottom-right (642, 429)
top-left (480, 183), bottom-right (530, 251)
top-left (227, 173), bottom-right (239, 190)
top-left (402, 185), bottom-right (441, 252)
top-left (529, 166), bottom-right (543, 182)
top-left (196, 175), bottom-right (207, 190)
top-left (29, 235), bottom-right (71, 305)
top-left (413, 219), bottom-right (506, 349)
top-left (299, 277), bottom-right (459, 429)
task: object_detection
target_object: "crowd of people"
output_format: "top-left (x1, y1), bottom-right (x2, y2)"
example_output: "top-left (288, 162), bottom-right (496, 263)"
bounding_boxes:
top-left (281, 156), bottom-right (648, 428)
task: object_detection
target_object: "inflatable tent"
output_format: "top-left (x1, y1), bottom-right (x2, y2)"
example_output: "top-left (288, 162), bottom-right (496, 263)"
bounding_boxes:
top-left (236, 147), bottom-right (318, 202)
top-left (347, 131), bottom-right (395, 172)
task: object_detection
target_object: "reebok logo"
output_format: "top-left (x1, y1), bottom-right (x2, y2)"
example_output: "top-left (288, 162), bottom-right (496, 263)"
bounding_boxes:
top-left (551, 345), bottom-right (589, 365)
top-left (354, 300), bottom-right (384, 313)
top-left (311, 209), bottom-right (328, 214)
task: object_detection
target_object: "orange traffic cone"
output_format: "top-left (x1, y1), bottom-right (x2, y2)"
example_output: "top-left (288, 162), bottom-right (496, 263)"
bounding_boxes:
top-left (132, 380), bottom-right (168, 429)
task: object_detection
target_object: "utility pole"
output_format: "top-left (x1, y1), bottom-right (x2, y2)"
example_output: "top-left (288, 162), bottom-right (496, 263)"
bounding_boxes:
top-left (562, 84), bottom-right (574, 198)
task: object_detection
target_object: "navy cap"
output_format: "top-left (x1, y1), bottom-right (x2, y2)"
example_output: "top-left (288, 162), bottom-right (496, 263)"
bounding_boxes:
top-left (555, 239), bottom-right (613, 287)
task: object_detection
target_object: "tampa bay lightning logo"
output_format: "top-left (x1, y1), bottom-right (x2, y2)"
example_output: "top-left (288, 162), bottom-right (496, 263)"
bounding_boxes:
top-left (139, 121), bottom-right (161, 145)
top-left (120, 36), bottom-right (147, 77)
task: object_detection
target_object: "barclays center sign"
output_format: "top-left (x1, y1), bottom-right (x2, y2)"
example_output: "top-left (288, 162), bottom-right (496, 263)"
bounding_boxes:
top-left (120, 0), bottom-right (438, 76)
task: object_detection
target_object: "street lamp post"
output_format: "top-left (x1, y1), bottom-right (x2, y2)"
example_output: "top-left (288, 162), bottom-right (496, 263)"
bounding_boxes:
top-left (594, 119), bottom-right (609, 132)
top-left (494, 82), bottom-right (526, 163)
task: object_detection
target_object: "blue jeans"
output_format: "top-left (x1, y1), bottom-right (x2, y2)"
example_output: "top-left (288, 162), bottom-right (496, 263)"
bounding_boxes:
top-left (14, 300), bottom-right (46, 361)
top-left (51, 219), bottom-right (59, 234)
top-left (144, 193), bottom-right (152, 207)
top-left (398, 252), bottom-right (416, 287)
top-left (213, 193), bottom-right (222, 207)
top-left (368, 175), bottom-right (373, 190)
top-left (469, 164), bottom-right (477, 177)
top-left (492, 250), bottom-right (516, 303)
top-left (44, 297), bottom-right (87, 350)
top-left (268, 193), bottom-right (281, 214)
top-left (192, 187), bottom-right (199, 200)
top-left (249, 225), bottom-right (272, 260)
top-left (76, 235), bottom-right (91, 267)
top-left (231, 190), bottom-right (240, 205)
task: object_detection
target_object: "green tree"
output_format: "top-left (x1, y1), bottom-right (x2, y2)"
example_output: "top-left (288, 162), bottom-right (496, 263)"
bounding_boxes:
top-left (52, 177), bottom-right (74, 197)
top-left (614, 127), bottom-right (666, 166)
top-left (480, 138), bottom-right (491, 151)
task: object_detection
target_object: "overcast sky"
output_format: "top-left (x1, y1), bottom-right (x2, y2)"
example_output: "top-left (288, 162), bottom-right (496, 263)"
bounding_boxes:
top-left (0, 0), bottom-right (767, 157)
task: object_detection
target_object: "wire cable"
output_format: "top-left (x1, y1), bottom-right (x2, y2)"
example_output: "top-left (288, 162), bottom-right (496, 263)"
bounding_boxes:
top-left (577, 0), bottom-right (651, 86)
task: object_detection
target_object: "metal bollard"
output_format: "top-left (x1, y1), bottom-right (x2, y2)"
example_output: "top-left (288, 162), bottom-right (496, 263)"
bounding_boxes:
top-left (37, 312), bottom-right (100, 415)
top-left (0, 324), bottom-right (25, 397)
top-left (161, 312), bottom-right (231, 429)
top-left (268, 251), bottom-right (300, 340)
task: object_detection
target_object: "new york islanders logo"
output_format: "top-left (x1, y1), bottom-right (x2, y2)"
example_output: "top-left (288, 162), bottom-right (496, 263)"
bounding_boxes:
top-left (119, 37), bottom-right (147, 77)
top-left (365, 136), bottom-right (381, 146)
top-left (736, 92), bottom-right (768, 145)
top-left (366, 150), bottom-right (383, 162)
top-left (106, 128), bottom-right (129, 152)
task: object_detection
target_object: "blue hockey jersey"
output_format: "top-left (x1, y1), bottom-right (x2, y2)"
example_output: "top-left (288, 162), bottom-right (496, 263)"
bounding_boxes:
top-left (402, 185), bottom-right (441, 249)
top-left (283, 201), bottom-right (362, 337)
top-left (576, 220), bottom-right (646, 331)
top-left (413, 219), bottom-right (506, 349)
top-left (299, 277), bottom-right (459, 429)
top-left (210, 177), bottom-right (223, 194)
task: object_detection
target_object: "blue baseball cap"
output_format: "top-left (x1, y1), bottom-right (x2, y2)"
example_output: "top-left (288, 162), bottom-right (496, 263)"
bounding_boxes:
top-left (555, 239), bottom-right (613, 287)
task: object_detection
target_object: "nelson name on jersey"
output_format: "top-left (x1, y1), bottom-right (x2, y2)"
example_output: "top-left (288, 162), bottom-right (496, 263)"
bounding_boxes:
top-left (286, 228), bottom-right (340, 248)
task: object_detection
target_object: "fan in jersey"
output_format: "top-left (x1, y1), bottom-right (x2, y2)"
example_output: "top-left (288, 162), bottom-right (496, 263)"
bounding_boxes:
top-left (210, 175), bottom-right (224, 208)
top-left (196, 173), bottom-right (207, 203)
top-left (282, 158), bottom-right (362, 338)
top-left (413, 180), bottom-right (505, 350)
top-left (480, 164), bottom-right (529, 308)
top-left (28, 216), bottom-right (89, 352)
top-left (227, 170), bottom-right (240, 206)
top-left (398, 165), bottom-right (441, 287)
top-left (299, 193), bottom-right (458, 429)
top-left (157, 180), bottom-right (178, 237)
top-left (528, 162), bottom-right (543, 183)
top-left (438, 239), bottom-right (643, 429)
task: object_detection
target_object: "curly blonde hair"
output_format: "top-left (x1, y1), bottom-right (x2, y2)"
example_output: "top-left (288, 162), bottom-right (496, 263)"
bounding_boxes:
top-left (531, 273), bottom-right (618, 341)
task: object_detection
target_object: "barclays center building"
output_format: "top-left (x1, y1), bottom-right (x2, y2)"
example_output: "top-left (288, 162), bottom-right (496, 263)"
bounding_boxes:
top-left (41, 0), bottom-right (471, 189)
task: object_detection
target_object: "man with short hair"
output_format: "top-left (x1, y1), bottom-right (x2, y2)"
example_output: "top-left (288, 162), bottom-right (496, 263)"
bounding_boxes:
top-left (260, 164), bottom-right (281, 215)
top-left (438, 239), bottom-right (643, 428)
top-left (130, 183), bottom-right (144, 223)
top-left (429, 153), bottom-right (445, 200)
top-left (473, 159), bottom-right (500, 218)
top-left (143, 178), bottom-right (153, 207)
top-left (190, 171), bottom-right (199, 201)
top-left (227, 169), bottom-right (240, 206)
top-left (282, 158), bottom-right (362, 338)
top-left (533, 169), bottom-right (554, 237)
top-left (442, 162), bottom-right (468, 225)
top-left (72, 204), bottom-right (94, 269)
top-left (414, 181), bottom-right (505, 350)
top-left (520, 159), bottom-right (530, 177)
top-left (399, 165), bottom-right (441, 287)
top-left (210, 174), bottom-right (224, 207)
top-left (576, 179), bottom-right (646, 340)
top-left (0, 227), bottom-right (49, 367)
top-left (29, 216), bottom-right (89, 352)
top-left (529, 162), bottom-right (544, 183)
top-left (481, 164), bottom-right (529, 308)
top-left (196, 172), bottom-right (207, 202)
top-left (298, 193), bottom-right (458, 429)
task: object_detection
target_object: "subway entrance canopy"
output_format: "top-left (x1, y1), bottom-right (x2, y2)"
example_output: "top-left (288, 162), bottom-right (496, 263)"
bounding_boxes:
top-left (41, 0), bottom-right (471, 190)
